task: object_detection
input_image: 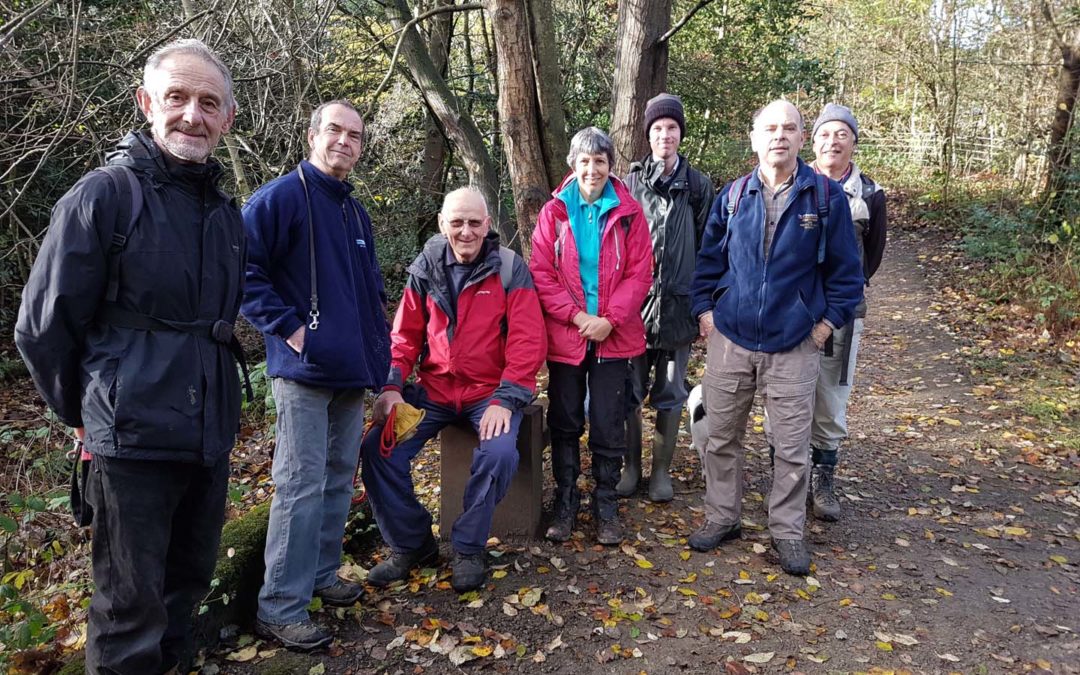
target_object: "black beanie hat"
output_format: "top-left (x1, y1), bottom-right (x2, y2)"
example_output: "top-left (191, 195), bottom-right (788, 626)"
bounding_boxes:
top-left (644, 93), bottom-right (686, 139)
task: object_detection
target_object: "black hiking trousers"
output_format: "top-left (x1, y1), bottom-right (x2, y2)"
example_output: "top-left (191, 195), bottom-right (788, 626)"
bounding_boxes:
top-left (547, 349), bottom-right (631, 520)
top-left (85, 454), bottom-right (229, 675)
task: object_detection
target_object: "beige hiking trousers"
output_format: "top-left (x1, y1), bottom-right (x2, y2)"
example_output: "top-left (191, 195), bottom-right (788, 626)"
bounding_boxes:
top-left (702, 330), bottom-right (820, 540)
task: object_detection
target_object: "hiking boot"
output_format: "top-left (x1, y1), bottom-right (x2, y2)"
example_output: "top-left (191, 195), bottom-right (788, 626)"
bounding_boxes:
top-left (647, 408), bottom-right (680, 503)
top-left (688, 521), bottom-right (742, 552)
top-left (595, 515), bottom-right (623, 545)
top-left (255, 618), bottom-right (332, 651)
top-left (545, 512), bottom-right (575, 542)
top-left (314, 579), bottom-right (364, 607)
top-left (810, 460), bottom-right (841, 522)
top-left (772, 538), bottom-right (811, 576)
top-left (616, 409), bottom-right (643, 497)
top-left (367, 536), bottom-right (439, 587)
top-left (451, 551), bottom-right (488, 593)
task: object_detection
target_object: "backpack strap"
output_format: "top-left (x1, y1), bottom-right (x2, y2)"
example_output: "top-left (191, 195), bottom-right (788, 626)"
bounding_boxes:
top-left (498, 245), bottom-right (515, 291)
top-left (814, 172), bottom-right (830, 265)
top-left (861, 176), bottom-right (878, 202)
top-left (95, 165), bottom-right (143, 304)
top-left (726, 174), bottom-right (751, 219)
top-left (686, 165), bottom-right (701, 199)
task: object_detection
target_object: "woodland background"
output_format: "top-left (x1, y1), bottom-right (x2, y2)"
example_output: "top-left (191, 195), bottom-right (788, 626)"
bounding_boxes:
top-left (1, 0), bottom-right (1079, 670)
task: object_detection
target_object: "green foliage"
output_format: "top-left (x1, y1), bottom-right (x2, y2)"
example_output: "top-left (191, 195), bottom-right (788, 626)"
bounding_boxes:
top-left (242, 360), bottom-right (276, 421)
top-left (671, 0), bottom-right (833, 180)
top-left (0, 582), bottom-right (58, 657)
top-left (959, 198), bottom-right (1080, 334)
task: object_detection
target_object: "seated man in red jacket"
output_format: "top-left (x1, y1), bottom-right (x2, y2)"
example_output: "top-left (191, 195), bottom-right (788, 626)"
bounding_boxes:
top-left (361, 187), bottom-right (546, 593)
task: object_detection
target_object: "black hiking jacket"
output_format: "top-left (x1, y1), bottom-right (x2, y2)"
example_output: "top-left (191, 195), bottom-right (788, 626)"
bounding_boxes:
top-left (626, 154), bottom-right (715, 350)
top-left (15, 131), bottom-right (245, 465)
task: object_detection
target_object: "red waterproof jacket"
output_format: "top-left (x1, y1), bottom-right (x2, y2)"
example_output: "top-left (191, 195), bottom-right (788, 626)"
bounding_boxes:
top-left (529, 174), bottom-right (653, 365)
top-left (384, 233), bottom-right (545, 411)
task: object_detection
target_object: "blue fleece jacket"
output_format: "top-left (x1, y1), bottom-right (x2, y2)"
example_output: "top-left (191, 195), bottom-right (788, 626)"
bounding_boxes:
top-left (558, 178), bottom-right (619, 315)
top-left (691, 159), bottom-right (863, 353)
top-left (241, 160), bottom-right (390, 389)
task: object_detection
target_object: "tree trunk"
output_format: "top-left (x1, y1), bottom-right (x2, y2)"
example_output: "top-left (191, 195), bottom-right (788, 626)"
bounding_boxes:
top-left (609, 0), bottom-right (672, 176)
top-left (417, 0), bottom-right (455, 247)
top-left (1045, 45), bottom-right (1080, 197)
top-left (487, 0), bottom-right (551, 252)
top-left (526, 0), bottom-right (569, 189)
top-left (381, 0), bottom-right (511, 244)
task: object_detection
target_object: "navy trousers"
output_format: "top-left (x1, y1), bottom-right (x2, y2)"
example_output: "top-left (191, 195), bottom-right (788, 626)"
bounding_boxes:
top-left (361, 386), bottom-right (521, 555)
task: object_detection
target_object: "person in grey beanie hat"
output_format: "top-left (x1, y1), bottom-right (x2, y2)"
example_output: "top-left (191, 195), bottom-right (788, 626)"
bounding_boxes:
top-left (812, 103), bottom-right (859, 143)
top-left (764, 101), bottom-right (886, 524)
top-left (643, 93), bottom-right (686, 139)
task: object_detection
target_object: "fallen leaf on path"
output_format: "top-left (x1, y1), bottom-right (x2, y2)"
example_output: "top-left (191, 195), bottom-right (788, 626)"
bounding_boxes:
top-left (225, 646), bottom-right (258, 662)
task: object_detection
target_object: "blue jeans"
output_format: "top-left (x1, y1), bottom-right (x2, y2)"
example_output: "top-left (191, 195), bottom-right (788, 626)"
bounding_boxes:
top-left (257, 378), bottom-right (366, 624)
top-left (361, 386), bottom-right (521, 556)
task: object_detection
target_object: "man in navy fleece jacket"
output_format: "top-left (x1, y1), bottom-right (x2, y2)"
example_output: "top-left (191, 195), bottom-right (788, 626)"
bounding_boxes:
top-left (242, 100), bottom-right (390, 651)
top-left (688, 100), bottom-right (863, 576)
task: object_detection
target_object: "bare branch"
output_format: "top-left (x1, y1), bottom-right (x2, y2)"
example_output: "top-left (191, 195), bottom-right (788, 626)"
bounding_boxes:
top-left (0, 0), bottom-right (62, 52)
top-left (659, 0), bottom-right (716, 43)
top-left (352, 1), bottom-right (485, 114)
top-left (1041, 0), bottom-right (1066, 52)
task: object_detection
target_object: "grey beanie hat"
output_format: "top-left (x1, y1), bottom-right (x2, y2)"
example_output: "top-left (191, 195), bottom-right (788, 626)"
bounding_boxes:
top-left (812, 103), bottom-right (859, 142)
top-left (644, 93), bottom-right (686, 138)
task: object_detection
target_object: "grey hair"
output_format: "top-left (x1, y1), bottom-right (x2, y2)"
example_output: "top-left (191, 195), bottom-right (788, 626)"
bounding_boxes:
top-left (143, 39), bottom-right (235, 111)
top-left (751, 100), bottom-right (804, 131)
top-left (309, 99), bottom-right (362, 132)
top-left (566, 127), bottom-right (615, 167)
top-left (441, 185), bottom-right (488, 216)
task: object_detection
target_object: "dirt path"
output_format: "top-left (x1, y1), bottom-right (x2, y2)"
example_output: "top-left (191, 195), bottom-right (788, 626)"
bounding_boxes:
top-left (207, 228), bottom-right (1080, 674)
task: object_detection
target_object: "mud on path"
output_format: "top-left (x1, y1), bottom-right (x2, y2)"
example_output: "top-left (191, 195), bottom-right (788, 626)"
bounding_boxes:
top-left (208, 224), bottom-right (1080, 674)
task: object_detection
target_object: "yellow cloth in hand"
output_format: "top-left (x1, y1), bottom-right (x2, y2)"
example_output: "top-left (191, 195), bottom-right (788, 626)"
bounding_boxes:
top-left (392, 402), bottom-right (426, 443)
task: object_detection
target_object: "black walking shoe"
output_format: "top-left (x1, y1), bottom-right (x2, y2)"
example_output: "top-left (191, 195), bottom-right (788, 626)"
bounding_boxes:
top-left (810, 464), bottom-right (841, 521)
top-left (451, 552), bottom-right (488, 593)
top-left (367, 536), bottom-right (439, 587)
top-left (772, 538), bottom-right (811, 576)
top-left (595, 516), bottom-right (623, 545)
top-left (545, 513), bottom-right (575, 542)
top-left (314, 579), bottom-right (364, 607)
top-left (688, 521), bottom-right (742, 552)
top-left (255, 618), bottom-right (332, 651)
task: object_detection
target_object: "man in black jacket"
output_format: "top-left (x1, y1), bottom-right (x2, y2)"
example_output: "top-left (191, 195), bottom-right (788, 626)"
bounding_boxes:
top-left (15, 39), bottom-right (243, 675)
top-left (618, 93), bottom-right (714, 502)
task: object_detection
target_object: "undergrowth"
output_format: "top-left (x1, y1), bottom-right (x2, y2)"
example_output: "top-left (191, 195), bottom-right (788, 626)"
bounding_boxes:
top-left (957, 201), bottom-right (1080, 337)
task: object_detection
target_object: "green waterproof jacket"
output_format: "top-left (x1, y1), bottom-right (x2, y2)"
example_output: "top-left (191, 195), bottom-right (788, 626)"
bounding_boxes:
top-left (626, 154), bottom-right (715, 351)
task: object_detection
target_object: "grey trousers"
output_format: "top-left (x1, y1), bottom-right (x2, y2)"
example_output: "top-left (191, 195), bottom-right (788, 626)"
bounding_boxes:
top-left (811, 318), bottom-right (864, 451)
top-left (628, 346), bottom-right (692, 411)
top-left (701, 331), bottom-right (819, 540)
top-left (258, 378), bottom-right (367, 624)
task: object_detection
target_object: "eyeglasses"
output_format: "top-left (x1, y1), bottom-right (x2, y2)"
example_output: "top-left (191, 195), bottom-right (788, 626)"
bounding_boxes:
top-left (445, 219), bottom-right (485, 229)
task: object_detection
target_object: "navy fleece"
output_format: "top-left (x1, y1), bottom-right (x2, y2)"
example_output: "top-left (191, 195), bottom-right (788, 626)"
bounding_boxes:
top-left (242, 161), bottom-right (390, 389)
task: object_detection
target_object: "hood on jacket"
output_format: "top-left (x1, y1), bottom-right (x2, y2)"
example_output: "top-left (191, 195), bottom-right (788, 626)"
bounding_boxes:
top-left (548, 172), bottom-right (639, 224)
top-left (409, 230), bottom-right (503, 280)
top-left (107, 130), bottom-right (230, 200)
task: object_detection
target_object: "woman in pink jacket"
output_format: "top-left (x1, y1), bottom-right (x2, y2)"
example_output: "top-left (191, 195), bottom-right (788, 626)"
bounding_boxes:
top-left (529, 127), bottom-right (653, 545)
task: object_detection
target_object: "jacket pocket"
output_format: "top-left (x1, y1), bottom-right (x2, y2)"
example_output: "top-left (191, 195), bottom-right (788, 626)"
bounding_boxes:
top-left (112, 333), bottom-right (203, 453)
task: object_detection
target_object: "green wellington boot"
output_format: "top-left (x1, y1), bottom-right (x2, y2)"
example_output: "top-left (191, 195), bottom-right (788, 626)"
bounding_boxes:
top-left (647, 408), bottom-right (681, 502)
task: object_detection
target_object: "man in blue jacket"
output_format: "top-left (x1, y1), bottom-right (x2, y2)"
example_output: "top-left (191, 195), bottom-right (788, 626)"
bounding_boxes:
top-left (689, 100), bottom-right (863, 575)
top-left (242, 100), bottom-right (390, 650)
